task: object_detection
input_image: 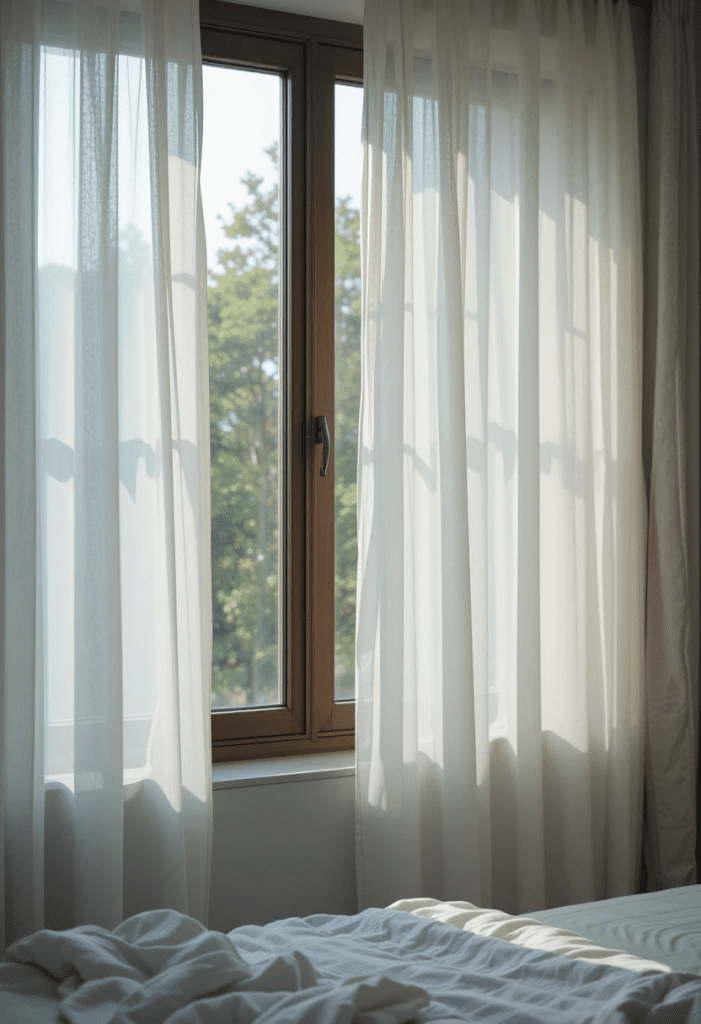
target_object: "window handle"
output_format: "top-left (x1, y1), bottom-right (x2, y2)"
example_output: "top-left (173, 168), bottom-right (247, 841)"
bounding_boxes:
top-left (315, 415), bottom-right (330, 477)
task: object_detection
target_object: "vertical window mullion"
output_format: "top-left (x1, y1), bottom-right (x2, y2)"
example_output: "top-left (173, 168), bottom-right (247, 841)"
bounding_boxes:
top-left (309, 41), bottom-right (337, 737)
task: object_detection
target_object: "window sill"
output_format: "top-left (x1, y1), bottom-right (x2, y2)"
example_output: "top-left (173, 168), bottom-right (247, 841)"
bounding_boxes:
top-left (212, 751), bottom-right (356, 790)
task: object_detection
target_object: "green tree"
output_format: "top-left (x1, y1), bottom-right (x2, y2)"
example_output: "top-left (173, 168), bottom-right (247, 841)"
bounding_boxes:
top-left (209, 144), bottom-right (280, 708)
top-left (333, 197), bottom-right (361, 699)
top-left (208, 147), bottom-right (361, 707)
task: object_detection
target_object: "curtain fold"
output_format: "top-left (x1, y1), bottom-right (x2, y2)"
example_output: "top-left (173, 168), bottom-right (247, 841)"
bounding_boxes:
top-left (356, 0), bottom-right (645, 914)
top-left (1, 0), bottom-right (212, 949)
top-left (642, 0), bottom-right (700, 891)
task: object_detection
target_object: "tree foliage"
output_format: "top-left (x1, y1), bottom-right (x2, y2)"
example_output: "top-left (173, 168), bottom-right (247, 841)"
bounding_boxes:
top-left (209, 146), bottom-right (360, 707)
top-left (333, 197), bottom-right (361, 699)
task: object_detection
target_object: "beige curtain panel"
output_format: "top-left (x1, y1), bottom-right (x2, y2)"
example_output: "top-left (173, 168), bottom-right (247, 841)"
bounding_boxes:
top-left (642, 0), bottom-right (700, 892)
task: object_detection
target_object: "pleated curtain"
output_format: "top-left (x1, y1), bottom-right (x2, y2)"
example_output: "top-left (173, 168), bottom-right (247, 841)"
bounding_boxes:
top-left (1, 0), bottom-right (212, 948)
top-left (356, 0), bottom-right (646, 913)
top-left (642, 0), bottom-right (700, 892)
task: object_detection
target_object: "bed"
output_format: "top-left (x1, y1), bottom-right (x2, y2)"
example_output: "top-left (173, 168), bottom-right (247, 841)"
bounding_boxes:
top-left (1, 888), bottom-right (700, 1023)
top-left (529, 886), bottom-right (701, 977)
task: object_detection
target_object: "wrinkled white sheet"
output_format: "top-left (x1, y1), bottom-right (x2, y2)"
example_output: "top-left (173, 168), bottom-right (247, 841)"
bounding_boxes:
top-left (389, 897), bottom-right (674, 973)
top-left (1, 910), bottom-right (427, 1024)
top-left (2, 904), bottom-right (701, 1023)
top-left (529, 886), bottom-right (701, 976)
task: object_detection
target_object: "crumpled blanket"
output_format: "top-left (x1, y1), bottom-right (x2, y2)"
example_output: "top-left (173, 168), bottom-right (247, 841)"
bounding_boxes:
top-left (3, 905), bottom-right (701, 1023)
top-left (2, 909), bottom-right (428, 1024)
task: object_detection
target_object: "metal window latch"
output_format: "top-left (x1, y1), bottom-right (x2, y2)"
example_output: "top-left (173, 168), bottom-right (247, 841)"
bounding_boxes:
top-left (315, 415), bottom-right (330, 477)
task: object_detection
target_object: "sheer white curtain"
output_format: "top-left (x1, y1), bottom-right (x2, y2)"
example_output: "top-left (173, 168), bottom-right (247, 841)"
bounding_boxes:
top-left (643, 0), bottom-right (700, 891)
top-left (356, 0), bottom-right (645, 914)
top-left (1, 0), bottom-right (212, 948)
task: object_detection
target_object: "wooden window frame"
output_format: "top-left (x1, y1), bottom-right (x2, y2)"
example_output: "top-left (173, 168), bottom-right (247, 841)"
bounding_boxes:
top-left (200, 1), bottom-right (362, 761)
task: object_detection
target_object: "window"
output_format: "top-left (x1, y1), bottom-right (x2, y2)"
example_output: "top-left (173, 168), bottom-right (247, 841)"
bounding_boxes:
top-left (200, 1), bottom-right (363, 760)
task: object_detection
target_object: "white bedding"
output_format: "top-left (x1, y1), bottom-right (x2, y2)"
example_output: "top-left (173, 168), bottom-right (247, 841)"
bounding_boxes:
top-left (529, 885), bottom-right (701, 976)
top-left (2, 902), bottom-right (701, 1023)
top-left (389, 897), bottom-right (675, 973)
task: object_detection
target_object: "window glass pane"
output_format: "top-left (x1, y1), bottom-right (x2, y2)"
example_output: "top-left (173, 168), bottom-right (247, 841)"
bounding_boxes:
top-left (203, 64), bottom-right (283, 710)
top-left (334, 82), bottom-right (362, 702)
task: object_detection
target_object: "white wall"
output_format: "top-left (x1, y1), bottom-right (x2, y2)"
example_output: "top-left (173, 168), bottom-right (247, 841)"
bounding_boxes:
top-left (209, 772), bottom-right (357, 931)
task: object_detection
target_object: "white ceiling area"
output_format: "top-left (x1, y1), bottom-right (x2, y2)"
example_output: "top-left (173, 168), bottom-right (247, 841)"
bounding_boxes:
top-left (221, 0), bottom-right (364, 24)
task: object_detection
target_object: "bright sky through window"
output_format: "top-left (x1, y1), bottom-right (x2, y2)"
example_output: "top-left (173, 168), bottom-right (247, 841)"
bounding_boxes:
top-left (201, 64), bottom-right (363, 261)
